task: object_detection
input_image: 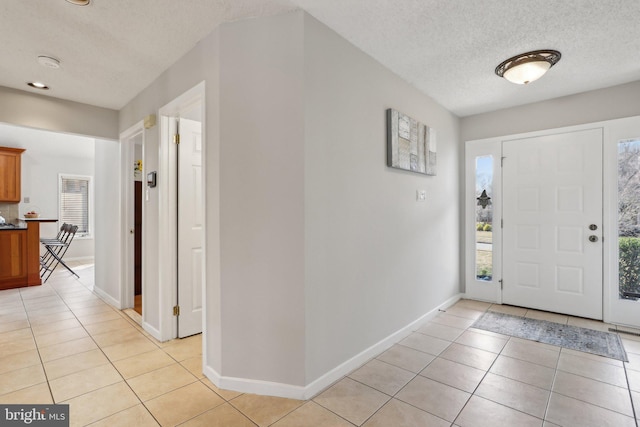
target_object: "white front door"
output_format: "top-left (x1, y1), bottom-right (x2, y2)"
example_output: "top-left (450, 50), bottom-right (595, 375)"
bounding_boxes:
top-left (502, 128), bottom-right (603, 319)
top-left (177, 117), bottom-right (203, 337)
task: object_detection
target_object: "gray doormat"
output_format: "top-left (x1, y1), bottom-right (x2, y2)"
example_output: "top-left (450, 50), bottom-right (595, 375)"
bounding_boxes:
top-left (472, 311), bottom-right (628, 362)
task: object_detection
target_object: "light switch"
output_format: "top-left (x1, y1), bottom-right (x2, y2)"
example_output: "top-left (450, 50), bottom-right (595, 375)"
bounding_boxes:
top-left (24, 196), bottom-right (30, 203)
top-left (417, 190), bottom-right (426, 201)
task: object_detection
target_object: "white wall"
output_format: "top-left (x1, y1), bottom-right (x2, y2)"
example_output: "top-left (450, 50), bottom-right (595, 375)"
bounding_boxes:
top-left (461, 81), bottom-right (640, 142)
top-left (303, 14), bottom-right (461, 383)
top-left (0, 123), bottom-right (95, 259)
top-left (119, 10), bottom-right (462, 395)
top-left (94, 138), bottom-right (122, 304)
top-left (219, 13), bottom-right (306, 386)
top-left (119, 27), bottom-right (222, 370)
top-left (120, 11), bottom-right (307, 387)
top-left (0, 86), bottom-right (118, 140)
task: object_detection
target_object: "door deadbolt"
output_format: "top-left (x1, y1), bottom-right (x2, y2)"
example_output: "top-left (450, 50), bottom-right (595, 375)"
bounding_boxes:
top-left (588, 235), bottom-right (598, 242)
top-left (589, 224), bottom-right (598, 231)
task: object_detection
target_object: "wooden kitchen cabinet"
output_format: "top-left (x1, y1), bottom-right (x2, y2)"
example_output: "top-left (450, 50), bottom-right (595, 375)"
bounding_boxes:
top-left (0, 221), bottom-right (50, 289)
top-left (0, 229), bottom-right (28, 289)
top-left (0, 146), bottom-right (25, 202)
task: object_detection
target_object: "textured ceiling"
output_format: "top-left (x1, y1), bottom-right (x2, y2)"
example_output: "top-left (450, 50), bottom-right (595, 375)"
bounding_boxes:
top-left (0, 0), bottom-right (295, 110)
top-left (292, 0), bottom-right (640, 116)
top-left (1, 0), bottom-right (639, 116)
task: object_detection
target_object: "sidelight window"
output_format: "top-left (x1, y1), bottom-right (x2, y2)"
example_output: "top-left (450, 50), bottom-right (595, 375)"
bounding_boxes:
top-left (618, 139), bottom-right (640, 299)
top-left (475, 156), bottom-right (494, 281)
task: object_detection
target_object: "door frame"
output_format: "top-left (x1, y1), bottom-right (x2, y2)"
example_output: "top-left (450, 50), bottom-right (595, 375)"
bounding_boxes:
top-left (120, 121), bottom-right (145, 310)
top-left (465, 116), bottom-right (640, 326)
top-left (157, 82), bottom-right (206, 341)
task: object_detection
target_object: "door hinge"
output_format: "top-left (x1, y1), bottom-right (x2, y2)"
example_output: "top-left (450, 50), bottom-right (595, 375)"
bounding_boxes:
top-left (499, 279), bottom-right (503, 290)
top-left (173, 305), bottom-right (180, 316)
top-left (501, 156), bottom-right (505, 167)
top-left (173, 133), bottom-right (180, 144)
top-left (501, 219), bottom-right (504, 228)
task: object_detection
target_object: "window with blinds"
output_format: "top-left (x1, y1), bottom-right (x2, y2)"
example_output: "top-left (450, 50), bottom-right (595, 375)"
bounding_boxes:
top-left (59, 174), bottom-right (92, 237)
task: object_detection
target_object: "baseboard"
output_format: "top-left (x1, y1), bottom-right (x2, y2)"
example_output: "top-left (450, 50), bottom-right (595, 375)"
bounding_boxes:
top-left (142, 321), bottom-right (162, 342)
top-left (302, 292), bottom-right (462, 399)
top-left (202, 293), bottom-right (463, 400)
top-left (93, 286), bottom-right (120, 309)
top-left (203, 365), bottom-right (306, 400)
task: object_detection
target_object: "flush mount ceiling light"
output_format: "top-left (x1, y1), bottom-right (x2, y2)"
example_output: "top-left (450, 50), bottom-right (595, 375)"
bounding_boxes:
top-left (65, 0), bottom-right (90, 5)
top-left (495, 50), bottom-right (561, 85)
top-left (27, 82), bottom-right (49, 90)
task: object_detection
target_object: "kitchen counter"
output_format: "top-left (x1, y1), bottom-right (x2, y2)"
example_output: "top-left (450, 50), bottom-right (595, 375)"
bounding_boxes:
top-left (0, 219), bottom-right (57, 289)
top-left (21, 217), bottom-right (58, 222)
top-left (0, 223), bottom-right (27, 230)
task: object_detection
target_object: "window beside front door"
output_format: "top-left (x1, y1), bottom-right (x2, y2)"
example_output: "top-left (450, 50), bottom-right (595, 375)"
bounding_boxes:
top-left (465, 139), bottom-right (502, 303)
top-left (618, 138), bottom-right (640, 300)
top-left (475, 155), bottom-right (494, 281)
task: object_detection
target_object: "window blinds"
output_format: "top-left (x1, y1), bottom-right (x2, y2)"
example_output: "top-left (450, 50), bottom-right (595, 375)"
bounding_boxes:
top-left (60, 176), bottom-right (89, 234)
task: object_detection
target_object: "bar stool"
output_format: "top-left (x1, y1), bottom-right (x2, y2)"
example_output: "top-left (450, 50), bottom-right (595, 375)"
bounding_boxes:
top-left (40, 223), bottom-right (79, 283)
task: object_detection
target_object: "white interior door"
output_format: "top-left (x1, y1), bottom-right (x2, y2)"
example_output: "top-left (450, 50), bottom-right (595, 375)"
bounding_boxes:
top-left (502, 128), bottom-right (603, 319)
top-left (177, 117), bottom-right (203, 337)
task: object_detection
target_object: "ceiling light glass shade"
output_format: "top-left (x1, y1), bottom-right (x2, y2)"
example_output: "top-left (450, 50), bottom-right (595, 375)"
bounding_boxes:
top-left (495, 50), bottom-right (561, 85)
top-left (503, 60), bottom-right (550, 84)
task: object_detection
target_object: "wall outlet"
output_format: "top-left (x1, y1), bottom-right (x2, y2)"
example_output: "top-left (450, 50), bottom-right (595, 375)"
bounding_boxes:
top-left (417, 190), bottom-right (426, 201)
top-left (23, 196), bottom-right (30, 203)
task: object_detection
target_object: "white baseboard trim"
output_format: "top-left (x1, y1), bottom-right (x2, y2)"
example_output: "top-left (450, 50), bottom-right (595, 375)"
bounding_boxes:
top-left (93, 286), bottom-right (120, 309)
top-left (202, 293), bottom-right (463, 400)
top-left (143, 321), bottom-right (162, 342)
top-left (203, 365), bottom-right (306, 400)
top-left (302, 292), bottom-right (462, 399)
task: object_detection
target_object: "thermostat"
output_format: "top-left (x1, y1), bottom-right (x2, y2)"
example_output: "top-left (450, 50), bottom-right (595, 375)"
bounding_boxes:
top-left (147, 171), bottom-right (157, 188)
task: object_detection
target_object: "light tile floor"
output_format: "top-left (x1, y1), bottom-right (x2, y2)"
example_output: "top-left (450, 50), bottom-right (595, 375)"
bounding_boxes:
top-left (1, 265), bottom-right (640, 426)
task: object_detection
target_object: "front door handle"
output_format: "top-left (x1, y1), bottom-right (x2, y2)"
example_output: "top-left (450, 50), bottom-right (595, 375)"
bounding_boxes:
top-left (589, 235), bottom-right (598, 242)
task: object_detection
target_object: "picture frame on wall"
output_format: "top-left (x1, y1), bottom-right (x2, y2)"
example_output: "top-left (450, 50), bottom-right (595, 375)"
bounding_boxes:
top-left (386, 108), bottom-right (436, 176)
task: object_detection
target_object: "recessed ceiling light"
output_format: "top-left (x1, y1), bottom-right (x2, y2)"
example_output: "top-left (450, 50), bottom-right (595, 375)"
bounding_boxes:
top-left (65, 0), bottom-right (90, 5)
top-left (27, 82), bottom-right (49, 90)
top-left (37, 56), bottom-right (61, 69)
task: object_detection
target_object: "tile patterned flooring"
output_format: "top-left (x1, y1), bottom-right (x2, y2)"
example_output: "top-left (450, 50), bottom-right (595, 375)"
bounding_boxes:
top-left (1, 263), bottom-right (640, 426)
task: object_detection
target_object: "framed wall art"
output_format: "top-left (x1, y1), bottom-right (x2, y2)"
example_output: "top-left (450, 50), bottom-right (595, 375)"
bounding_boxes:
top-left (386, 108), bottom-right (436, 175)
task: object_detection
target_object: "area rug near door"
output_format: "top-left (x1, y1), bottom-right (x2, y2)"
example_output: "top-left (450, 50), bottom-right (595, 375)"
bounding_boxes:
top-left (472, 311), bottom-right (628, 362)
